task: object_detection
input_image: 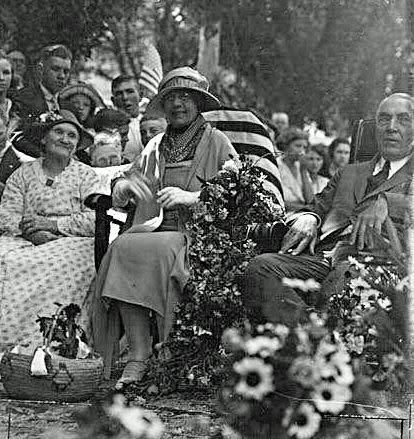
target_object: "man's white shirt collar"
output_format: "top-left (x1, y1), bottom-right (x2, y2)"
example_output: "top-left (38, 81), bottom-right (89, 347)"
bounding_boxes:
top-left (373, 155), bottom-right (411, 179)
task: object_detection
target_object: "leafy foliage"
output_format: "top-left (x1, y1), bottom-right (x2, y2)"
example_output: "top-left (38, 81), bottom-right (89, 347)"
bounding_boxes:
top-left (126, 157), bottom-right (285, 396)
top-left (325, 256), bottom-right (407, 391)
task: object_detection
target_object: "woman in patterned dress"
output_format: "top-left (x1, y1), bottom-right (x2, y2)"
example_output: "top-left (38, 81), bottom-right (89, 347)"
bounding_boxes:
top-left (0, 110), bottom-right (100, 349)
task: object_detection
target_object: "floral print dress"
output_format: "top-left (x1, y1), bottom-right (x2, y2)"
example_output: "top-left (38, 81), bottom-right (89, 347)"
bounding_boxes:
top-left (0, 158), bottom-right (100, 349)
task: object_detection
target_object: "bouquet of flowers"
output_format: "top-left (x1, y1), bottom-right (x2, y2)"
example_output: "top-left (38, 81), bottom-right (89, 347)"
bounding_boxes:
top-left (127, 156), bottom-right (286, 395)
top-left (36, 302), bottom-right (92, 359)
top-left (326, 256), bottom-right (406, 390)
top-left (219, 317), bottom-right (400, 439)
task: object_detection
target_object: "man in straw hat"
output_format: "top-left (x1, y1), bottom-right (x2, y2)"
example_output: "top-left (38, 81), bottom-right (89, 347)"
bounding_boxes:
top-left (92, 67), bottom-right (237, 387)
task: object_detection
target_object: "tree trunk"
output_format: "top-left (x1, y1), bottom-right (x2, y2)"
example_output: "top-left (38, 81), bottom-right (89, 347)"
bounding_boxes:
top-left (197, 21), bottom-right (221, 81)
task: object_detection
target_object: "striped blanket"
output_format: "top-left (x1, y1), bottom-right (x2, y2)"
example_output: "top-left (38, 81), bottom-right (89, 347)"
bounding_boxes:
top-left (203, 108), bottom-right (285, 209)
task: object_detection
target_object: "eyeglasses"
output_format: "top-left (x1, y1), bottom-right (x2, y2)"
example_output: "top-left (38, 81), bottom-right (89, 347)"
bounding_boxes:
top-left (164, 91), bottom-right (193, 104)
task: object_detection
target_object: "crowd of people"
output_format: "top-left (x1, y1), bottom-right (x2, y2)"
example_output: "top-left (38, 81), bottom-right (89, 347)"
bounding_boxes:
top-left (0, 42), bottom-right (411, 390)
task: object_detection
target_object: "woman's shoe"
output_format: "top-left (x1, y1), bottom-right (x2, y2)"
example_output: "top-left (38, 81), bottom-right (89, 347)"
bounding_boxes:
top-left (115, 359), bottom-right (147, 390)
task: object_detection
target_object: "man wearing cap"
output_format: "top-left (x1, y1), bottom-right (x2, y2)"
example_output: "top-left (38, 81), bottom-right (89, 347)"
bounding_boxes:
top-left (111, 75), bottom-right (143, 162)
top-left (92, 67), bottom-right (237, 387)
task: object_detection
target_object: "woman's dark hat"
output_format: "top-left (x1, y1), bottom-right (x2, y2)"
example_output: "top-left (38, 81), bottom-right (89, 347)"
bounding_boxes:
top-left (58, 83), bottom-right (105, 109)
top-left (147, 67), bottom-right (221, 114)
top-left (23, 110), bottom-right (94, 151)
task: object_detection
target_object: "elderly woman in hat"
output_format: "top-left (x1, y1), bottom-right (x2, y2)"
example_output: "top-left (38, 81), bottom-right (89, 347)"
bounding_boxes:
top-left (92, 67), bottom-right (236, 387)
top-left (0, 110), bottom-right (100, 350)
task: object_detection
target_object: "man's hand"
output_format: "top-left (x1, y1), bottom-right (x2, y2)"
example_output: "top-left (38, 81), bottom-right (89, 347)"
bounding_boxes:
top-left (21, 214), bottom-right (58, 236)
top-left (349, 194), bottom-right (388, 250)
top-left (157, 187), bottom-right (200, 209)
top-left (279, 214), bottom-right (318, 255)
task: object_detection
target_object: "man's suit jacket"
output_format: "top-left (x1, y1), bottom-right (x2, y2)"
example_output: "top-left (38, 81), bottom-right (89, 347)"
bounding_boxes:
top-left (2, 85), bottom-right (48, 177)
top-left (11, 84), bottom-right (49, 127)
top-left (310, 154), bottom-right (413, 245)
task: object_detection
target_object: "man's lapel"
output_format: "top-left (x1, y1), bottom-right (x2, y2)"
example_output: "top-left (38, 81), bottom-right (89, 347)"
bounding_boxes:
top-left (354, 158), bottom-right (377, 204)
top-left (360, 154), bottom-right (414, 202)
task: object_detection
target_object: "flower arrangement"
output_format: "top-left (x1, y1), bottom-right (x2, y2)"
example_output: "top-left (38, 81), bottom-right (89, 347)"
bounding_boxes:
top-left (127, 156), bottom-right (286, 395)
top-left (326, 256), bottom-right (406, 390)
top-left (219, 318), bottom-right (398, 439)
top-left (36, 302), bottom-right (92, 359)
top-left (39, 111), bottom-right (63, 124)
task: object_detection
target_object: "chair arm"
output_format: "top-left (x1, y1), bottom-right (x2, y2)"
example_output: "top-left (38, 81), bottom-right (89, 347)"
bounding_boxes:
top-left (84, 193), bottom-right (113, 211)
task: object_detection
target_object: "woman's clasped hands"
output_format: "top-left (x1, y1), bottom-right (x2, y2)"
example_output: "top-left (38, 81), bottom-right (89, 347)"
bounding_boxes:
top-left (20, 214), bottom-right (59, 245)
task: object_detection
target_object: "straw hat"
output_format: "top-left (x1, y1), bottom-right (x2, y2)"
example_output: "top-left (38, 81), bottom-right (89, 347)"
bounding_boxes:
top-left (147, 67), bottom-right (220, 114)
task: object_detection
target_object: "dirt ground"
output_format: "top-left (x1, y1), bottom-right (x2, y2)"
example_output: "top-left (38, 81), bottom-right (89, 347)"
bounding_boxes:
top-left (0, 383), bottom-right (225, 439)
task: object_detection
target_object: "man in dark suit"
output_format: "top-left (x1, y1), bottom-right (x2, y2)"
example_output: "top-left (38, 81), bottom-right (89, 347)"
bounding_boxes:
top-left (242, 93), bottom-right (413, 327)
top-left (12, 44), bottom-right (72, 127)
top-left (0, 44), bottom-right (72, 185)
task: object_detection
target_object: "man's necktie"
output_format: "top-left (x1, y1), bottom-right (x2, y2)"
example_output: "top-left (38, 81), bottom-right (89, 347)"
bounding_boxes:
top-left (365, 160), bottom-right (390, 194)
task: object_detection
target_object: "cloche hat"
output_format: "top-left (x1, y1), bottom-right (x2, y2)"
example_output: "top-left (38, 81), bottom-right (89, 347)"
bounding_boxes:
top-left (147, 67), bottom-right (220, 114)
top-left (58, 83), bottom-right (105, 109)
top-left (23, 110), bottom-right (94, 151)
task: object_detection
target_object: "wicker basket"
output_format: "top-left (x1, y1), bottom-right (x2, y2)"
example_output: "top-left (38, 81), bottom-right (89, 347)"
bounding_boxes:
top-left (0, 351), bottom-right (103, 402)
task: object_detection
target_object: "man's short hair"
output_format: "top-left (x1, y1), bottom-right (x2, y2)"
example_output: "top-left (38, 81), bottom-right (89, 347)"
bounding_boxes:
top-left (39, 44), bottom-right (72, 64)
top-left (111, 75), bottom-right (139, 94)
top-left (376, 93), bottom-right (414, 118)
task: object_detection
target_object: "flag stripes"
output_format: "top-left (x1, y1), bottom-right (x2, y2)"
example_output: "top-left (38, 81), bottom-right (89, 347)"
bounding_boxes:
top-left (203, 109), bottom-right (285, 209)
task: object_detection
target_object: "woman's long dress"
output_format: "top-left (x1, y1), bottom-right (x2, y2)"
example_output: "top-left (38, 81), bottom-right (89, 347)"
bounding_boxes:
top-left (0, 159), bottom-right (100, 349)
top-left (92, 162), bottom-right (191, 374)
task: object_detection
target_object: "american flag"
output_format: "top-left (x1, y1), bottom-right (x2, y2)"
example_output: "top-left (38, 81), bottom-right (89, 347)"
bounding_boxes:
top-left (139, 65), bottom-right (162, 96)
top-left (139, 43), bottom-right (163, 97)
top-left (203, 108), bottom-right (285, 209)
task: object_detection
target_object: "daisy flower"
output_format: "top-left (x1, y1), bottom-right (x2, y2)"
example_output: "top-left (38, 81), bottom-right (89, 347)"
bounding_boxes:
top-left (348, 256), bottom-right (367, 275)
top-left (396, 276), bottom-right (409, 291)
top-left (349, 277), bottom-right (371, 292)
top-left (233, 357), bottom-right (274, 400)
top-left (289, 357), bottom-right (321, 387)
top-left (107, 394), bottom-right (164, 439)
top-left (378, 296), bottom-right (392, 310)
top-left (359, 288), bottom-right (380, 306)
top-left (311, 381), bottom-right (352, 414)
top-left (283, 403), bottom-right (322, 439)
top-left (222, 328), bottom-right (244, 352)
top-left (244, 335), bottom-right (284, 357)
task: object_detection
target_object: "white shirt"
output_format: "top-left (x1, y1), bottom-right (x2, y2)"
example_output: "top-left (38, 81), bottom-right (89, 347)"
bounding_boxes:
top-left (123, 117), bottom-right (143, 163)
top-left (39, 83), bottom-right (59, 112)
top-left (373, 155), bottom-right (411, 179)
